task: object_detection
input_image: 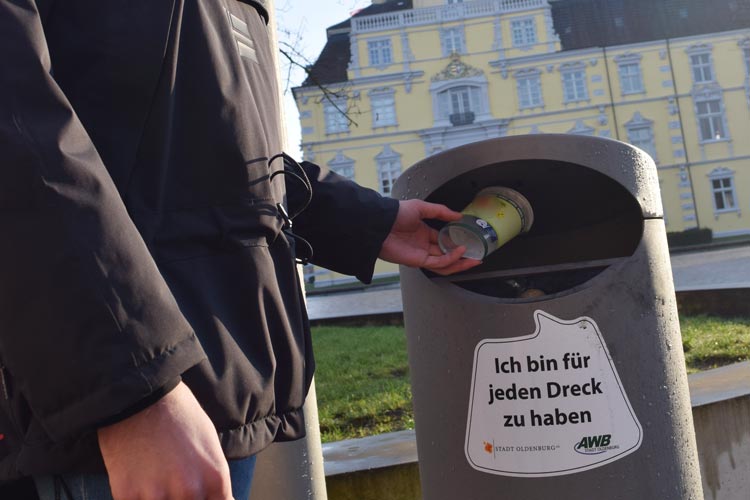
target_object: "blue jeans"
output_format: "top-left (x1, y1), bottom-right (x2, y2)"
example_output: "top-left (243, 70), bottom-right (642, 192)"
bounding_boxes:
top-left (35, 455), bottom-right (257, 500)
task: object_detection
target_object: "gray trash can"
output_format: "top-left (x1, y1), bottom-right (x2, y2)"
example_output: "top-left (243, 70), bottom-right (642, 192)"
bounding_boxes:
top-left (392, 135), bottom-right (703, 499)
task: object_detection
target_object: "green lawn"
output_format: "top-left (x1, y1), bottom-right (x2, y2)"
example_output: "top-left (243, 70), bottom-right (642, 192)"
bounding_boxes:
top-left (311, 315), bottom-right (750, 443)
top-left (681, 315), bottom-right (750, 373)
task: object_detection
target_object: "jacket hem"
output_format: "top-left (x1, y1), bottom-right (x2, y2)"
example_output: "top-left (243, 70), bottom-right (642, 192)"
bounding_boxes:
top-left (219, 407), bottom-right (306, 459)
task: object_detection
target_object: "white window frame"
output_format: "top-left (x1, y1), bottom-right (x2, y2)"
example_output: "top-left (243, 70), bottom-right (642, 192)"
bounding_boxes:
top-left (686, 45), bottom-right (714, 84)
top-left (441, 26), bottom-right (465, 57)
top-left (375, 146), bottom-right (402, 196)
top-left (560, 62), bottom-right (588, 103)
top-left (437, 85), bottom-right (482, 125)
top-left (708, 167), bottom-right (739, 214)
top-left (369, 88), bottom-right (397, 128)
top-left (694, 92), bottom-right (728, 143)
top-left (327, 151), bottom-right (355, 181)
top-left (323, 98), bottom-right (349, 134)
top-left (515, 69), bottom-right (543, 109)
top-left (367, 38), bottom-right (393, 68)
top-left (510, 17), bottom-right (537, 47)
top-left (629, 127), bottom-right (657, 160)
top-left (624, 112), bottom-right (657, 162)
top-left (614, 53), bottom-right (644, 95)
top-left (429, 61), bottom-right (490, 128)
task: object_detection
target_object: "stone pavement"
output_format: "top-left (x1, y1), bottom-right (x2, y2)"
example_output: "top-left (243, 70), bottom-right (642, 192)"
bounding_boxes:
top-left (306, 245), bottom-right (750, 321)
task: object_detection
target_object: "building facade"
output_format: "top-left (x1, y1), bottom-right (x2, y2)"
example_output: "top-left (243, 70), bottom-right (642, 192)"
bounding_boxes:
top-left (293, 0), bottom-right (750, 287)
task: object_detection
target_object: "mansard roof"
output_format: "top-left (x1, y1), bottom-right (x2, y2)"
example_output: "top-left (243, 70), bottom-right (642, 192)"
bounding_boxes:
top-left (550, 0), bottom-right (750, 51)
top-left (298, 0), bottom-right (750, 89)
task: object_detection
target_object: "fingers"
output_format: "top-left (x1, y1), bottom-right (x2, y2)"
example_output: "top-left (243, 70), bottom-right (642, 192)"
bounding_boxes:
top-left (409, 199), bottom-right (463, 223)
top-left (422, 246), bottom-right (482, 275)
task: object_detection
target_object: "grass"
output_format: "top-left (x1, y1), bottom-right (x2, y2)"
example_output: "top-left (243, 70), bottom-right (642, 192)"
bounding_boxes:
top-left (311, 315), bottom-right (750, 443)
top-left (681, 315), bottom-right (750, 373)
top-left (312, 325), bottom-right (413, 442)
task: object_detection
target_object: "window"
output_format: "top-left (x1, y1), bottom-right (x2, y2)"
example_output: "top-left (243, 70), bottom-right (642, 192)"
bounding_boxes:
top-left (370, 91), bottom-right (397, 128)
top-left (708, 168), bottom-right (738, 212)
top-left (375, 146), bottom-right (402, 196)
top-left (628, 127), bottom-right (657, 160)
top-left (516, 72), bottom-right (543, 108)
top-left (368, 39), bottom-right (392, 67)
top-left (324, 100), bottom-right (349, 134)
top-left (561, 65), bottom-right (588, 102)
top-left (511, 18), bottom-right (536, 47)
top-left (690, 52), bottom-right (713, 83)
top-left (695, 98), bottom-right (726, 141)
top-left (438, 85), bottom-right (481, 125)
top-left (618, 62), bottom-right (644, 94)
top-left (441, 27), bottom-right (465, 56)
top-left (744, 46), bottom-right (750, 76)
top-left (327, 152), bottom-right (355, 181)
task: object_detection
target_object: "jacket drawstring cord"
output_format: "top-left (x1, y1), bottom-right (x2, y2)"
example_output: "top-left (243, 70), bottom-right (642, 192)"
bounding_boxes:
top-left (268, 153), bottom-right (314, 265)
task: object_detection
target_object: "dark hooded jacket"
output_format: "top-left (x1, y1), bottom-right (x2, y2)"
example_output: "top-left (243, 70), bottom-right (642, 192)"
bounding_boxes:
top-left (0, 0), bottom-right (399, 478)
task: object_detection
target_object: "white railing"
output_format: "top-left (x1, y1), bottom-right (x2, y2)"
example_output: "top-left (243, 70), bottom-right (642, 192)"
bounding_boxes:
top-left (352, 0), bottom-right (547, 33)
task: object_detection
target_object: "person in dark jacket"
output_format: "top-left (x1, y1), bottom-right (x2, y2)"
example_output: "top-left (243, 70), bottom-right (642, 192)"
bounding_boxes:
top-left (0, 0), bottom-right (479, 499)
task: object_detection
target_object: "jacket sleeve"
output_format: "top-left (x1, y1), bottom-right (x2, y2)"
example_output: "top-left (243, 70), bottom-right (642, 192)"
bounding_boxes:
top-left (0, 1), bottom-right (206, 441)
top-left (288, 161), bottom-right (400, 284)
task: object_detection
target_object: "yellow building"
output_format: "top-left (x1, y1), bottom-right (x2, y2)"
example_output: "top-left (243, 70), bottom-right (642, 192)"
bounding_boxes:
top-left (293, 0), bottom-right (750, 287)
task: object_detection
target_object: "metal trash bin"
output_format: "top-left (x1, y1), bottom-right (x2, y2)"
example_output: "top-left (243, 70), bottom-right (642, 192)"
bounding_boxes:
top-left (392, 135), bottom-right (703, 499)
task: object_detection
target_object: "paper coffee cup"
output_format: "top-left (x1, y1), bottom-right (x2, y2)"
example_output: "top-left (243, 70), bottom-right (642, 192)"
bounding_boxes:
top-left (438, 187), bottom-right (533, 260)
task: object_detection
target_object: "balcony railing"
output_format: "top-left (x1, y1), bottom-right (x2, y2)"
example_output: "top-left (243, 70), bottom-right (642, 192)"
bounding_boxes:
top-left (449, 111), bottom-right (476, 126)
top-left (352, 0), bottom-right (547, 33)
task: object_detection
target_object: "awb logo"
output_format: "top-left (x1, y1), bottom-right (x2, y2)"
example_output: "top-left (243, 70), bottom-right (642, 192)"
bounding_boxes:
top-left (574, 434), bottom-right (611, 455)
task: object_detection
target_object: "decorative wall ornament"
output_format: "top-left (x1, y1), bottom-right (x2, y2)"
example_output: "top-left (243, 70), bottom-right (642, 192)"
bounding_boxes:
top-left (514, 67), bottom-right (541, 78)
top-left (432, 54), bottom-right (484, 82)
top-left (667, 97), bottom-right (678, 115)
top-left (624, 111), bottom-right (653, 128)
top-left (348, 34), bottom-right (360, 77)
top-left (598, 105), bottom-right (608, 126)
top-left (567, 119), bottom-right (595, 135)
top-left (375, 144), bottom-right (401, 161)
top-left (559, 60), bottom-right (586, 72)
top-left (404, 73), bottom-right (414, 93)
top-left (659, 49), bottom-right (667, 60)
top-left (685, 42), bottom-right (713, 55)
top-left (499, 62), bottom-right (509, 79)
top-left (613, 52), bottom-right (642, 64)
top-left (492, 17), bottom-right (505, 59)
top-left (589, 58), bottom-right (598, 67)
top-left (546, 64), bottom-right (555, 73)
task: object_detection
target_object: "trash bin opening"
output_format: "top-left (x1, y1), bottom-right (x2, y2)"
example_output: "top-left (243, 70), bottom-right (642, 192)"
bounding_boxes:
top-left (424, 159), bottom-right (644, 299)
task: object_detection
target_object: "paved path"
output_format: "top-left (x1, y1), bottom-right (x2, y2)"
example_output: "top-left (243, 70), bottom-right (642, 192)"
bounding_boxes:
top-left (306, 246), bottom-right (750, 321)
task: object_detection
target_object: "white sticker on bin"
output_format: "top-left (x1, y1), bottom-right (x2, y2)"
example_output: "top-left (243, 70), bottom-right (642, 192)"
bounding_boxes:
top-left (465, 310), bottom-right (642, 477)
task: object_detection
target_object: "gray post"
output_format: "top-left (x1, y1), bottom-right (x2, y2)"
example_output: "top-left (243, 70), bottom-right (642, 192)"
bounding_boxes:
top-left (249, 3), bottom-right (328, 499)
top-left (393, 135), bottom-right (704, 499)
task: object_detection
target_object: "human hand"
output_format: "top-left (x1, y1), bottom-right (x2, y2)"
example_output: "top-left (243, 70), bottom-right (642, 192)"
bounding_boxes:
top-left (379, 199), bottom-right (483, 275)
top-left (98, 382), bottom-right (234, 500)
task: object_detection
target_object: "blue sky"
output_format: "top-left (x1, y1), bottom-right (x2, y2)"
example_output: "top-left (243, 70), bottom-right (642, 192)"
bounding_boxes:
top-left (275, 0), bottom-right (371, 157)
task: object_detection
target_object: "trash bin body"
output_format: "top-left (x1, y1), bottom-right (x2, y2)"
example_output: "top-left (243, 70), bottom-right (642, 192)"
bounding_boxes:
top-left (393, 135), bottom-right (703, 499)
